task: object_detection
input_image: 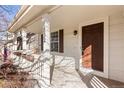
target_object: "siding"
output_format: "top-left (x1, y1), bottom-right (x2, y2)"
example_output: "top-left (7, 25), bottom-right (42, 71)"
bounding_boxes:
top-left (109, 13), bottom-right (124, 82)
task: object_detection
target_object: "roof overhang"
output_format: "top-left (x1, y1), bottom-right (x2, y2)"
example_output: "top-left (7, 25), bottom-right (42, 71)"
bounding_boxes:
top-left (8, 5), bottom-right (58, 33)
top-left (8, 5), bottom-right (124, 34)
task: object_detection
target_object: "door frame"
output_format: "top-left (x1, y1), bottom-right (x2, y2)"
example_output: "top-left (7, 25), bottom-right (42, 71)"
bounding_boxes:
top-left (78, 17), bottom-right (109, 78)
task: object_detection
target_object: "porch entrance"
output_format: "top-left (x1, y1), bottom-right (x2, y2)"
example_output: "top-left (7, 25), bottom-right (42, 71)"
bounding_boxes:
top-left (82, 22), bottom-right (104, 72)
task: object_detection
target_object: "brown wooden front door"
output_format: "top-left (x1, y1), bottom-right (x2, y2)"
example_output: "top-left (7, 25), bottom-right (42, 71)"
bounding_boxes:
top-left (82, 22), bottom-right (104, 72)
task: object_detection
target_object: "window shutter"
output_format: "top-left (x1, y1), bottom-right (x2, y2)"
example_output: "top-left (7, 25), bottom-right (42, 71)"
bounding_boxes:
top-left (59, 29), bottom-right (64, 53)
top-left (41, 34), bottom-right (43, 51)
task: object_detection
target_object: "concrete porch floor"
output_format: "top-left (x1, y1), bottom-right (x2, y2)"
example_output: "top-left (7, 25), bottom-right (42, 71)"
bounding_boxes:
top-left (51, 62), bottom-right (87, 88)
top-left (50, 61), bottom-right (124, 88)
top-left (78, 71), bottom-right (124, 88)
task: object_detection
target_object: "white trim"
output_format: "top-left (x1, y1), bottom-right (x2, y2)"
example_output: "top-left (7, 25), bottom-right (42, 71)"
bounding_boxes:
top-left (78, 17), bottom-right (109, 78)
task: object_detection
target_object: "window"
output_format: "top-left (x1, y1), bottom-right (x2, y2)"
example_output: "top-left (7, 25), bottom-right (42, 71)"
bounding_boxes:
top-left (51, 31), bottom-right (59, 52)
top-left (26, 33), bottom-right (35, 44)
top-left (41, 29), bottom-right (64, 53)
top-left (17, 36), bottom-right (23, 50)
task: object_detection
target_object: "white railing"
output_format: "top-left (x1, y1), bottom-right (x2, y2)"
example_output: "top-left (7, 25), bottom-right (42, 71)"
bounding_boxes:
top-left (12, 50), bottom-right (55, 87)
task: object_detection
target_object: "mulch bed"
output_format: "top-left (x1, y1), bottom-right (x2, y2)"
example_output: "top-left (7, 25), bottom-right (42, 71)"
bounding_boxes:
top-left (0, 73), bottom-right (37, 88)
top-left (13, 51), bottom-right (34, 62)
top-left (0, 62), bottom-right (37, 88)
top-left (22, 54), bottom-right (34, 62)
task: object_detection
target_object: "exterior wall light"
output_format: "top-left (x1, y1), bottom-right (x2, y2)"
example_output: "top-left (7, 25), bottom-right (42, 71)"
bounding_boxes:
top-left (73, 30), bottom-right (78, 36)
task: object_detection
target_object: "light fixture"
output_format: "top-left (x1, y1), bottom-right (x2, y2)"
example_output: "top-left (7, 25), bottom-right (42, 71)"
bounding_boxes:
top-left (73, 30), bottom-right (78, 36)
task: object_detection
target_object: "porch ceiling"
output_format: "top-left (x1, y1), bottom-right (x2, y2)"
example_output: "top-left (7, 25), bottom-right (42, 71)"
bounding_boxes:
top-left (8, 5), bottom-right (55, 33)
top-left (8, 5), bottom-right (124, 34)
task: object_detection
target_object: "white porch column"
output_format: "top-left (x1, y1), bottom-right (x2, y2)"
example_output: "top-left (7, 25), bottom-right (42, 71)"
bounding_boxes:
top-left (13, 33), bottom-right (16, 51)
top-left (41, 14), bottom-right (51, 86)
top-left (22, 28), bottom-right (27, 50)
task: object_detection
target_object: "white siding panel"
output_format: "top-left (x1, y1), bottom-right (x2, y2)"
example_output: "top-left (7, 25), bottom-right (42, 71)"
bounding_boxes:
top-left (109, 14), bottom-right (124, 82)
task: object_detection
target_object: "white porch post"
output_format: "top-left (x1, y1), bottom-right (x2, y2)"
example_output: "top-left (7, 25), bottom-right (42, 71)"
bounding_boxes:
top-left (22, 28), bottom-right (27, 50)
top-left (13, 33), bottom-right (17, 51)
top-left (42, 14), bottom-right (51, 86)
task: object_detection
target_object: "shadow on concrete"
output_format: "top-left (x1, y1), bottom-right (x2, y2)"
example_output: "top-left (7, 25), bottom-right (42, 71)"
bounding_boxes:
top-left (77, 70), bottom-right (124, 88)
